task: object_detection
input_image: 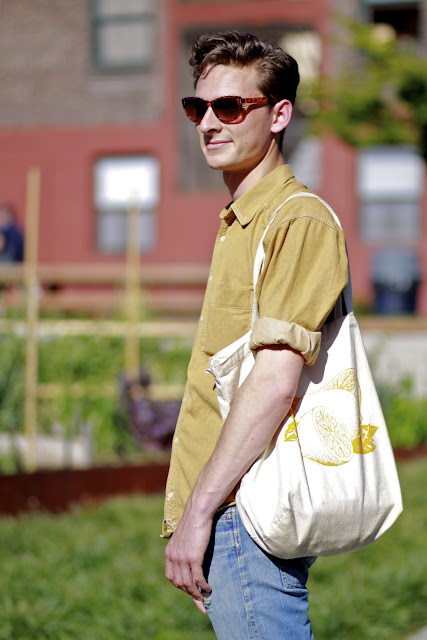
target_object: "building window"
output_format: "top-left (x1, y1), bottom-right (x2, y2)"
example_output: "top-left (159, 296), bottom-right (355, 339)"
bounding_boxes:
top-left (91, 0), bottom-right (156, 72)
top-left (94, 155), bottom-right (159, 253)
top-left (360, 0), bottom-right (421, 42)
top-left (357, 146), bottom-right (424, 244)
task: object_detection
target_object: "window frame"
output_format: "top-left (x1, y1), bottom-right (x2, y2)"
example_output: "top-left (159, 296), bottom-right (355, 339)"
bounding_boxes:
top-left (90, 0), bottom-right (157, 73)
top-left (357, 145), bottom-right (424, 245)
top-left (93, 154), bottom-right (159, 255)
top-left (359, 0), bottom-right (421, 40)
top-left (361, 0), bottom-right (419, 6)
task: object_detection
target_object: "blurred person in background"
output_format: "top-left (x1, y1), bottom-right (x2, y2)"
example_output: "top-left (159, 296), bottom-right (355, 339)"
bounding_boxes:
top-left (163, 31), bottom-right (348, 639)
top-left (0, 202), bottom-right (24, 263)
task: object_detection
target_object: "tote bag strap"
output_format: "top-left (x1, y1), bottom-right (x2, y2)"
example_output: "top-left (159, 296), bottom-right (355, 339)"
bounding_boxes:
top-left (251, 192), bottom-right (353, 325)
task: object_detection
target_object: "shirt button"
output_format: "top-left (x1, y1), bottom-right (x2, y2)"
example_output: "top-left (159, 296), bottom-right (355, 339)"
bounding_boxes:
top-left (209, 276), bottom-right (213, 282)
top-left (220, 236), bottom-right (225, 242)
top-left (200, 315), bottom-right (203, 322)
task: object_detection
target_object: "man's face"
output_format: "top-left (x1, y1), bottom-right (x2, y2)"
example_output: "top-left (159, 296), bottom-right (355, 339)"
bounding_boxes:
top-left (194, 64), bottom-right (277, 177)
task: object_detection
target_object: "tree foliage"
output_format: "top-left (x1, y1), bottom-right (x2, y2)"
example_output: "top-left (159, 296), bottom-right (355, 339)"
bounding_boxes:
top-left (309, 19), bottom-right (427, 160)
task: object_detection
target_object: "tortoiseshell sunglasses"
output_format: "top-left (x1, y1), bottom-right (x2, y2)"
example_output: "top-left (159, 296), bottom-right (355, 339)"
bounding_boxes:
top-left (182, 95), bottom-right (269, 125)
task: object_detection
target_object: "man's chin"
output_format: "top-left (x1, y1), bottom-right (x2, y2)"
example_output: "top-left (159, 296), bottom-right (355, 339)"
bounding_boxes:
top-left (203, 155), bottom-right (235, 172)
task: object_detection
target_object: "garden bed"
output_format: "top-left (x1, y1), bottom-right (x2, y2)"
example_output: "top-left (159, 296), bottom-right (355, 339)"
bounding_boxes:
top-left (0, 460), bottom-right (169, 516)
top-left (1, 445), bottom-right (426, 517)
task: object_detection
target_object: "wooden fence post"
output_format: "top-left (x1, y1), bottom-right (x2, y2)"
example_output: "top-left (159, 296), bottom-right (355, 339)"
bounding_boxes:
top-left (24, 167), bottom-right (41, 471)
top-left (124, 201), bottom-right (140, 379)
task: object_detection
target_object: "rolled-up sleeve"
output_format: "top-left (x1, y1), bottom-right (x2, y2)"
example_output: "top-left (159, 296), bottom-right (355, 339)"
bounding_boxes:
top-left (251, 213), bottom-right (348, 365)
top-left (249, 318), bottom-right (321, 365)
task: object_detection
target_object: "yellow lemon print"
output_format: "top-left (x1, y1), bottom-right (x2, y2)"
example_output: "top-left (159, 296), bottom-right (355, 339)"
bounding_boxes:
top-left (285, 370), bottom-right (378, 459)
top-left (300, 388), bottom-right (361, 441)
top-left (320, 368), bottom-right (361, 401)
top-left (352, 424), bottom-right (378, 454)
top-left (296, 406), bottom-right (353, 466)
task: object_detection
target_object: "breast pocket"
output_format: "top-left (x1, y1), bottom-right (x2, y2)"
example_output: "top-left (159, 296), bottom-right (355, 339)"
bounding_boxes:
top-left (202, 286), bottom-right (253, 357)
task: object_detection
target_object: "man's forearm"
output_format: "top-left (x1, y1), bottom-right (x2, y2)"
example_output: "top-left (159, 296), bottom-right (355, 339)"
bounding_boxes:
top-left (189, 345), bottom-right (304, 519)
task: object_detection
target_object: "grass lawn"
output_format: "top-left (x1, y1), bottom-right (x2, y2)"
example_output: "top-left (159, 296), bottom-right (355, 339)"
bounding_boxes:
top-left (0, 458), bottom-right (425, 640)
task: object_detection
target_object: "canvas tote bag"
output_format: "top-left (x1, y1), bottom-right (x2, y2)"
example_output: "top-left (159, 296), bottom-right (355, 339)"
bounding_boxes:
top-left (207, 193), bottom-right (403, 559)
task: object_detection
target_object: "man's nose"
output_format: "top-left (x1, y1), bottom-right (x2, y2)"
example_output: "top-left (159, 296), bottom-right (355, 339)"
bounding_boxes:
top-left (198, 106), bottom-right (222, 132)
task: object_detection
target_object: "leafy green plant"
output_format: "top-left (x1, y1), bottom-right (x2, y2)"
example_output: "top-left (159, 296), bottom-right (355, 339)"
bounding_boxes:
top-left (0, 333), bottom-right (191, 471)
top-left (1, 327), bottom-right (426, 473)
top-left (308, 19), bottom-right (427, 159)
top-left (378, 377), bottom-right (427, 450)
top-left (0, 336), bottom-right (24, 433)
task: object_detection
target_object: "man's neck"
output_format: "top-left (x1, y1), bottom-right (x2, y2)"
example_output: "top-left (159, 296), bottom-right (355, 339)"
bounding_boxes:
top-left (224, 146), bottom-right (286, 201)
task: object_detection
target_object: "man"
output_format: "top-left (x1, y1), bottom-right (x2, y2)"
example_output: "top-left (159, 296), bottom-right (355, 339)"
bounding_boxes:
top-left (0, 203), bottom-right (24, 263)
top-left (163, 31), bottom-right (348, 639)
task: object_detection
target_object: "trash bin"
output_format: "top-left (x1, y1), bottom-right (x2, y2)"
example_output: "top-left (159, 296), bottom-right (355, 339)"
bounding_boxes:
top-left (372, 249), bottom-right (421, 315)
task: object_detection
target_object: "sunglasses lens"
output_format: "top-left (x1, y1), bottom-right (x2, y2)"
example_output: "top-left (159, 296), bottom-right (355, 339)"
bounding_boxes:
top-left (214, 97), bottom-right (241, 122)
top-left (182, 97), bottom-right (243, 124)
top-left (183, 98), bottom-right (207, 123)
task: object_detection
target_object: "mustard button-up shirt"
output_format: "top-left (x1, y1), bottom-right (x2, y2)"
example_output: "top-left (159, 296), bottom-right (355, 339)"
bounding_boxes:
top-left (163, 165), bottom-right (348, 537)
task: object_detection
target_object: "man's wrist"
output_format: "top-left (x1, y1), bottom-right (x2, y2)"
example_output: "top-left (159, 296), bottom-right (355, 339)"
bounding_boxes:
top-left (188, 486), bottom-right (223, 521)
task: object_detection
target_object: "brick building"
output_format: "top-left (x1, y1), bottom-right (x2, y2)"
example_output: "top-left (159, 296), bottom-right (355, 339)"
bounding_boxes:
top-left (0, 0), bottom-right (426, 312)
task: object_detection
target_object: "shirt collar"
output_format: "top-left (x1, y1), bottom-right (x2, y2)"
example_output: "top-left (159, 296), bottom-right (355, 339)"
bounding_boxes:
top-left (219, 165), bottom-right (295, 227)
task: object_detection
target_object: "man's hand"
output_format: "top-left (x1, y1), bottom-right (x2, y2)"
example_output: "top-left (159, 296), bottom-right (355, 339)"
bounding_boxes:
top-left (165, 502), bottom-right (213, 613)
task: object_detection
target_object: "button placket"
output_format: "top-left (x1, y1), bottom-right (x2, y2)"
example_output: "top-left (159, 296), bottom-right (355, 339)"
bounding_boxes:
top-left (199, 220), bottom-right (229, 353)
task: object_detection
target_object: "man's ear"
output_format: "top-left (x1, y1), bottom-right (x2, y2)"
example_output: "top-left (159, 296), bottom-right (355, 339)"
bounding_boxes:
top-left (271, 99), bottom-right (292, 134)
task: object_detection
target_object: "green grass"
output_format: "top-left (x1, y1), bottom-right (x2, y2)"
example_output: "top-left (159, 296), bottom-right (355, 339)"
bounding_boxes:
top-left (0, 496), bottom-right (213, 640)
top-left (0, 459), bottom-right (425, 639)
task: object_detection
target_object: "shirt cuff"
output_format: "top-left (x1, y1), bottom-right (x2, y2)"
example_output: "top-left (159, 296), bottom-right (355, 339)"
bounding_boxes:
top-left (249, 317), bottom-right (321, 366)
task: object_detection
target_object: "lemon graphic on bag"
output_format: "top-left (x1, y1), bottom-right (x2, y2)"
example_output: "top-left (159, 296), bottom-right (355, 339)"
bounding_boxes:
top-left (296, 406), bottom-right (353, 466)
top-left (301, 388), bottom-right (362, 441)
top-left (285, 368), bottom-right (379, 464)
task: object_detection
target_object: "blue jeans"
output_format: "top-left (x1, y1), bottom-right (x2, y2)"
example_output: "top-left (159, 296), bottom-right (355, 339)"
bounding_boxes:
top-left (203, 505), bottom-right (316, 640)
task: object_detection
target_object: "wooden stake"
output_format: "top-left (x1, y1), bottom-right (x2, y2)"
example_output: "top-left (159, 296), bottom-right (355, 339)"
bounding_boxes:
top-left (24, 167), bottom-right (41, 471)
top-left (124, 201), bottom-right (140, 379)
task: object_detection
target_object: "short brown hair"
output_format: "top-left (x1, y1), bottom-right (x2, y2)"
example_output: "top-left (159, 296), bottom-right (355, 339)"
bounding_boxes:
top-left (189, 30), bottom-right (300, 106)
